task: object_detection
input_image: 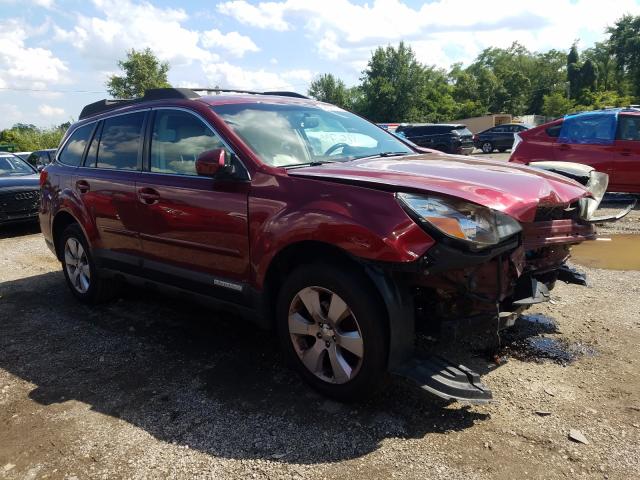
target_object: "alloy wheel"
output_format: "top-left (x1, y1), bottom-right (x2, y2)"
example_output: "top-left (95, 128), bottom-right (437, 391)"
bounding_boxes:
top-left (64, 237), bottom-right (91, 294)
top-left (482, 142), bottom-right (493, 153)
top-left (288, 286), bottom-right (364, 384)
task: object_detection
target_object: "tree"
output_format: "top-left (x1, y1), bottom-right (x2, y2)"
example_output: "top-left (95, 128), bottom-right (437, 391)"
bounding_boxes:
top-left (0, 123), bottom-right (68, 151)
top-left (308, 74), bottom-right (352, 109)
top-left (106, 48), bottom-right (171, 99)
top-left (608, 15), bottom-right (640, 97)
top-left (358, 42), bottom-right (456, 122)
top-left (567, 44), bottom-right (581, 100)
top-left (580, 59), bottom-right (599, 93)
top-left (541, 92), bottom-right (574, 118)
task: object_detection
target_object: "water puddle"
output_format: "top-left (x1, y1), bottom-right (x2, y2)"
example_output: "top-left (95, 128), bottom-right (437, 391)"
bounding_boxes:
top-left (571, 234), bottom-right (640, 270)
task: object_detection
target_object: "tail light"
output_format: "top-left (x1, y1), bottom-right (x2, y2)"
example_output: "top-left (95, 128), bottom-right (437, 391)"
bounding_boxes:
top-left (39, 168), bottom-right (48, 187)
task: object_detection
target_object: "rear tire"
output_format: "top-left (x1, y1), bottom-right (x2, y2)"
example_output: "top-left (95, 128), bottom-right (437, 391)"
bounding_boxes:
top-left (276, 263), bottom-right (388, 402)
top-left (482, 142), bottom-right (494, 153)
top-left (60, 224), bottom-right (117, 304)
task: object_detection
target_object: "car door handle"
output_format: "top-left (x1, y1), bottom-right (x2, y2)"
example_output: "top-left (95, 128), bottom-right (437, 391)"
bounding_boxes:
top-left (620, 149), bottom-right (632, 156)
top-left (558, 144), bottom-right (571, 150)
top-left (76, 180), bottom-right (90, 193)
top-left (138, 187), bottom-right (160, 204)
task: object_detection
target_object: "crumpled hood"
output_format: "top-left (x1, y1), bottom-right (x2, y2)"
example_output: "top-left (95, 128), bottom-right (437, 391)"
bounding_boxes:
top-left (288, 153), bottom-right (591, 222)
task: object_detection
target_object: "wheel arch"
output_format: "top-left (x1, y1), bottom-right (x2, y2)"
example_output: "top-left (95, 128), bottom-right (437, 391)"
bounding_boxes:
top-left (262, 240), bottom-right (415, 369)
top-left (51, 210), bottom-right (85, 261)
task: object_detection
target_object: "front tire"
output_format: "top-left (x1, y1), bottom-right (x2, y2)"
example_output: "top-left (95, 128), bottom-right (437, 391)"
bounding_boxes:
top-left (276, 264), bottom-right (388, 401)
top-left (60, 224), bottom-right (117, 304)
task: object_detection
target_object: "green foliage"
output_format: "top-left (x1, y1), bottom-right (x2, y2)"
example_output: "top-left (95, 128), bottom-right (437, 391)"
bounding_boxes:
top-left (308, 74), bottom-right (353, 109)
top-left (0, 123), bottom-right (68, 151)
top-left (356, 42), bottom-right (456, 122)
top-left (542, 92), bottom-right (575, 118)
top-left (106, 48), bottom-right (171, 99)
top-left (608, 15), bottom-right (640, 97)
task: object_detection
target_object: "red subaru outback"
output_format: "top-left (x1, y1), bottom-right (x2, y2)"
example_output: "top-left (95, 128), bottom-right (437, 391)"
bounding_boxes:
top-left (40, 88), bottom-right (605, 403)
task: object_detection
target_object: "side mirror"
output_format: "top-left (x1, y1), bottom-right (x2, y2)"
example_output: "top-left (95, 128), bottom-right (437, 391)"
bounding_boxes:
top-left (195, 148), bottom-right (231, 177)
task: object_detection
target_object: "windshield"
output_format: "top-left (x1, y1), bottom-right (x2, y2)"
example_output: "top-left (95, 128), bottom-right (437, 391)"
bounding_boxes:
top-left (0, 155), bottom-right (35, 177)
top-left (211, 102), bottom-right (414, 167)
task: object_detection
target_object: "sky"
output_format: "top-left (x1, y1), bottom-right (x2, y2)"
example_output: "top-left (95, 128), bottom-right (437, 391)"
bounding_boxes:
top-left (1, 0), bottom-right (639, 130)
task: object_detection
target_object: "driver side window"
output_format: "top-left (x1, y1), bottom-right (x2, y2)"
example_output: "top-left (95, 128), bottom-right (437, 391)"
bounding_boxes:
top-left (150, 110), bottom-right (228, 176)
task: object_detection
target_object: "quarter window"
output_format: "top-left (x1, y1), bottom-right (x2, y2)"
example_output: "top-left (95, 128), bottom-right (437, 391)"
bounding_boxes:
top-left (58, 124), bottom-right (94, 166)
top-left (617, 116), bottom-right (640, 141)
top-left (150, 110), bottom-right (227, 176)
top-left (97, 112), bottom-right (145, 170)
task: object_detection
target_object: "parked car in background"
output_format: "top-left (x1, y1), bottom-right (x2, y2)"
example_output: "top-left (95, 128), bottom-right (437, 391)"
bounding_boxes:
top-left (41, 88), bottom-right (613, 404)
top-left (14, 151), bottom-right (32, 162)
top-left (0, 152), bottom-right (40, 225)
top-left (474, 123), bottom-right (529, 153)
top-left (510, 108), bottom-right (640, 193)
top-left (25, 149), bottom-right (56, 169)
top-left (395, 123), bottom-right (474, 155)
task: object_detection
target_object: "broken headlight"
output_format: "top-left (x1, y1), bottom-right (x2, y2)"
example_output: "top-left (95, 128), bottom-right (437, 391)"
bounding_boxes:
top-left (397, 193), bottom-right (522, 250)
top-left (579, 170), bottom-right (608, 220)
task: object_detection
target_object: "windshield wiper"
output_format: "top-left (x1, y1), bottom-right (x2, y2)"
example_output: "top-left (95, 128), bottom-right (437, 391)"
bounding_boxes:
top-left (355, 151), bottom-right (413, 160)
top-left (285, 160), bottom-right (337, 169)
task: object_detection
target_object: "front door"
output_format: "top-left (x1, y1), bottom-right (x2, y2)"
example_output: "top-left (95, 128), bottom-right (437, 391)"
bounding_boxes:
top-left (136, 108), bottom-right (251, 295)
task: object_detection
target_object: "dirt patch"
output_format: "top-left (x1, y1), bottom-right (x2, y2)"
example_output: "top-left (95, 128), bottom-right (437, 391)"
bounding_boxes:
top-left (0, 223), bottom-right (639, 479)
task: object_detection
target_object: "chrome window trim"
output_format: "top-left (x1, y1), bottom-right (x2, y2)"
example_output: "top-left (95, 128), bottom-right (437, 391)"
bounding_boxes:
top-left (149, 106), bottom-right (251, 180)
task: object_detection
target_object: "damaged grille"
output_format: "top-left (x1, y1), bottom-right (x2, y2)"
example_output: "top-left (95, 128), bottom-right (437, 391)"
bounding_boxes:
top-left (534, 202), bottom-right (580, 222)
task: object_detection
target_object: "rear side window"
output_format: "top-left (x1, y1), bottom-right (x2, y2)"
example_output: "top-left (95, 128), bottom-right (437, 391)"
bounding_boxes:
top-left (97, 112), bottom-right (145, 170)
top-left (454, 127), bottom-right (472, 136)
top-left (617, 116), bottom-right (640, 141)
top-left (546, 124), bottom-right (562, 138)
top-left (150, 110), bottom-right (228, 176)
top-left (58, 124), bottom-right (94, 166)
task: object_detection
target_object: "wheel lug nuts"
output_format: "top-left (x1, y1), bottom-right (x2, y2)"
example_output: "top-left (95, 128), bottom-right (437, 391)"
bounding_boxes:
top-left (316, 333), bottom-right (322, 338)
top-left (325, 341), bottom-right (330, 348)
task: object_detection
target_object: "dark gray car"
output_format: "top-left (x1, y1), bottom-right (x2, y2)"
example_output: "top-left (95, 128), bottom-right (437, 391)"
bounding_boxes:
top-left (0, 153), bottom-right (40, 225)
top-left (474, 124), bottom-right (529, 153)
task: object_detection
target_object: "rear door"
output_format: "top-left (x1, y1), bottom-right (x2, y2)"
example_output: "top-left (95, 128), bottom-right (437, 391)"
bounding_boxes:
top-left (76, 111), bottom-right (147, 270)
top-left (136, 108), bottom-right (251, 293)
top-left (612, 114), bottom-right (640, 193)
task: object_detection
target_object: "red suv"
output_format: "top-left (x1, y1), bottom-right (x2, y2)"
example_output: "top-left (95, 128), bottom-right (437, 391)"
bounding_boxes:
top-left (40, 88), bottom-right (602, 403)
top-left (510, 109), bottom-right (640, 193)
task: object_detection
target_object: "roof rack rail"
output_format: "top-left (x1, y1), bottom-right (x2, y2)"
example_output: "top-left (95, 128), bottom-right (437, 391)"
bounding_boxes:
top-left (191, 88), bottom-right (309, 99)
top-left (79, 87), bottom-right (309, 120)
top-left (79, 88), bottom-right (200, 120)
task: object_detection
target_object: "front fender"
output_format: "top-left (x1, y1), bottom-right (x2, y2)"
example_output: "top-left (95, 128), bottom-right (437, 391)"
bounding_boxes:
top-left (249, 173), bottom-right (435, 289)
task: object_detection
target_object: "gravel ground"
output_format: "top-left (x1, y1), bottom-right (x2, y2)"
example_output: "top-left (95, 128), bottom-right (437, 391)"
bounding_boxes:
top-left (1, 220), bottom-right (639, 480)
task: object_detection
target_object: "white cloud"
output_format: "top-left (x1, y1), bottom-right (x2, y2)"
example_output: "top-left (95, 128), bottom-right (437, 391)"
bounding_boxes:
top-left (38, 104), bottom-right (65, 116)
top-left (54, 0), bottom-right (214, 67)
top-left (217, 0), bottom-right (290, 31)
top-left (218, 0), bottom-right (640, 70)
top-left (201, 29), bottom-right (260, 58)
top-left (0, 19), bottom-right (68, 89)
top-left (201, 62), bottom-right (313, 91)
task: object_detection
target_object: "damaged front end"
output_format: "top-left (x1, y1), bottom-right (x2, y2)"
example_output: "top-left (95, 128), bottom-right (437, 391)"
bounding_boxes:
top-left (389, 181), bottom-right (613, 404)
